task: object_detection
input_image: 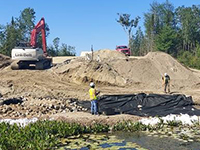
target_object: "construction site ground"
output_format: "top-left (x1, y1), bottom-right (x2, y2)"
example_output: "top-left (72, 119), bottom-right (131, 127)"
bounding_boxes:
top-left (1, 50), bottom-right (200, 125)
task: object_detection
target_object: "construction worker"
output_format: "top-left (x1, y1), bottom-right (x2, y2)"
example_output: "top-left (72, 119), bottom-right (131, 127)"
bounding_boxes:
top-left (89, 82), bottom-right (100, 115)
top-left (162, 73), bottom-right (170, 93)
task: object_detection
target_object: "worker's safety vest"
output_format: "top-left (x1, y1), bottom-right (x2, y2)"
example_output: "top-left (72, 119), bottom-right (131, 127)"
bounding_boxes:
top-left (163, 75), bottom-right (170, 84)
top-left (89, 88), bottom-right (97, 100)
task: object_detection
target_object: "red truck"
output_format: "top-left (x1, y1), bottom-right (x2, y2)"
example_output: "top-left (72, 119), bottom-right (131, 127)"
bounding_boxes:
top-left (116, 45), bottom-right (131, 56)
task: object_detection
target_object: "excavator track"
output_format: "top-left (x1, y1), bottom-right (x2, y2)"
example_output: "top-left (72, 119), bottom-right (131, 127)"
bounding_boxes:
top-left (35, 58), bottom-right (52, 70)
top-left (11, 58), bottom-right (52, 70)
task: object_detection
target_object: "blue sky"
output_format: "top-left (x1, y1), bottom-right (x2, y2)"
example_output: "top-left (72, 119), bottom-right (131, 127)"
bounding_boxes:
top-left (1, 0), bottom-right (199, 56)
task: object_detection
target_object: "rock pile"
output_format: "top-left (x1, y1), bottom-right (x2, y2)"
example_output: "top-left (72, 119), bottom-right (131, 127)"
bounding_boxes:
top-left (0, 96), bottom-right (88, 119)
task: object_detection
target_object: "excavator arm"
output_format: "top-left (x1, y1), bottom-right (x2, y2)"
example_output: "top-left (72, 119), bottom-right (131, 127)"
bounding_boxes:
top-left (30, 18), bottom-right (47, 55)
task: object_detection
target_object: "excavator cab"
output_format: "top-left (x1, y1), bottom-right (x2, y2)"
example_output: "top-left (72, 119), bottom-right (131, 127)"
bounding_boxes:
top-left (16, 42), bottom-right (31, 48)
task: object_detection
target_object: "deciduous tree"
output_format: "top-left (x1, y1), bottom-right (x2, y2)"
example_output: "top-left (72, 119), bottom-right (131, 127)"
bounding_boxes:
top-left (116, 13), bottom-right (140, 51)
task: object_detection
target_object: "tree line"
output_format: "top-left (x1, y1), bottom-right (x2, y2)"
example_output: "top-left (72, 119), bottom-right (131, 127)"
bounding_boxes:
top-left (117, 0), bottom-right (200, 69)
top-left (0, 8), bottom-right (76, 57)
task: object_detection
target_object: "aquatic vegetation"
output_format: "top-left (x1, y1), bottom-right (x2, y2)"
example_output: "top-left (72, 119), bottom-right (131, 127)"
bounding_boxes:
top-left (0, 120), bottom-right (109, 150)
top-left (166, 120), bottom-right (182, 127)
top-left (58, 134), bottom-right (148, 150)
top-left (0, 116), bottom-right (200, 150)
top-left (113, 121), bottom-right (147, 132)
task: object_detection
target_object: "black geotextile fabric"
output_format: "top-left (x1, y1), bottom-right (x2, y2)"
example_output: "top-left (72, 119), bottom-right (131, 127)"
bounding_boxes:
top-left (78, 93), bottom-right (200, 116)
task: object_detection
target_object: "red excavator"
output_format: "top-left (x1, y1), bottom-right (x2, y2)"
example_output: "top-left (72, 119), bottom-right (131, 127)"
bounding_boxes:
top-left (11, 18), bottom-right (52, 70)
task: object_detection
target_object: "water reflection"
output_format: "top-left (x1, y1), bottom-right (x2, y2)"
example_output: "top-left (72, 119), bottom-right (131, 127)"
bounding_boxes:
top-left (100, 140), bottom-right (126, 148)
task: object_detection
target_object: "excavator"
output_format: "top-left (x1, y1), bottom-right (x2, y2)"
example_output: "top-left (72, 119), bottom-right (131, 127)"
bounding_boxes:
top-left (11, 18), bottom-right (52, 70)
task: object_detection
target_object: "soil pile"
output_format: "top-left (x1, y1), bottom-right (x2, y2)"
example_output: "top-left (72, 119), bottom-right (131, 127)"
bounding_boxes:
top-left (53, 49), bottom-right (128, 86)
top-left (0, 54), bottom-right (11, 69)
top-left (53, 50), bottom-right (200, 90)
top-left (92, 49), bottom-right (127, 60)
top-left (144, 52), bottom-right (199, 89)
top-left (109, 51), bottom-right (200, 89)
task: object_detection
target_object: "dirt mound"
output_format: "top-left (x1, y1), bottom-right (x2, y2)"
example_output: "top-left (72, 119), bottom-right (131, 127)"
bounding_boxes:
top-left (93, 49), bottom-right (127, 60)
top-left (53, 50), bottom-right (200, 90)
top-left (54, 61), bottom-right (127, 86)
top-left (109, 51), bottom-right (200, 89)
top-left (144, 52), bottom-right (199, 89)
top-left (0, 54), bottom-right (11, 69)
top-left (53, 49), bottom-right (127, 86)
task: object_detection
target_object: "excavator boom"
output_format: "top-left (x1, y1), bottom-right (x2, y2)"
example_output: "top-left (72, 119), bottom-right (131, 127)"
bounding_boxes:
top-left (30, 18), bottom-right (47, 55)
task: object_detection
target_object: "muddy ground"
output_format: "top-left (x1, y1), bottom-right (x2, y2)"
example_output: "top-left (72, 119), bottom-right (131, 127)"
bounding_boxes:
top-left (0, 50), bottom-right (200, 125)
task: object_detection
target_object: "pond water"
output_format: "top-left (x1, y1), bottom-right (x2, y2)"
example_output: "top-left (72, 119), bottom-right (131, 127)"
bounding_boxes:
top-left (57, 131), bottom-right (200, 150)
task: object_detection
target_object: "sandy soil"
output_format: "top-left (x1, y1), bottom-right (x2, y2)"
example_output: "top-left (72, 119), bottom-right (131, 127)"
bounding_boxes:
top-left (50, 112), bottom-right (142, 126)
top-left (53, 56), bottom-right (76, 64)
top-left (0, 54), bottom-right (12, 69)
top-left (0, 50), bottom-right (200, 124)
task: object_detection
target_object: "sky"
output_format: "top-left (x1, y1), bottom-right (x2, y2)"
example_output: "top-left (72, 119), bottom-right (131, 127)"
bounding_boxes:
top-left (0, 0), bottom-right (200, 56)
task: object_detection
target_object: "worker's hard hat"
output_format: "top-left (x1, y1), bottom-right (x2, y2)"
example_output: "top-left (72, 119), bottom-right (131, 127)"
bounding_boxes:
top-left (164, 73), bottom-right (167, 76)
top-left (90, 82), bottom-right (95, 87)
